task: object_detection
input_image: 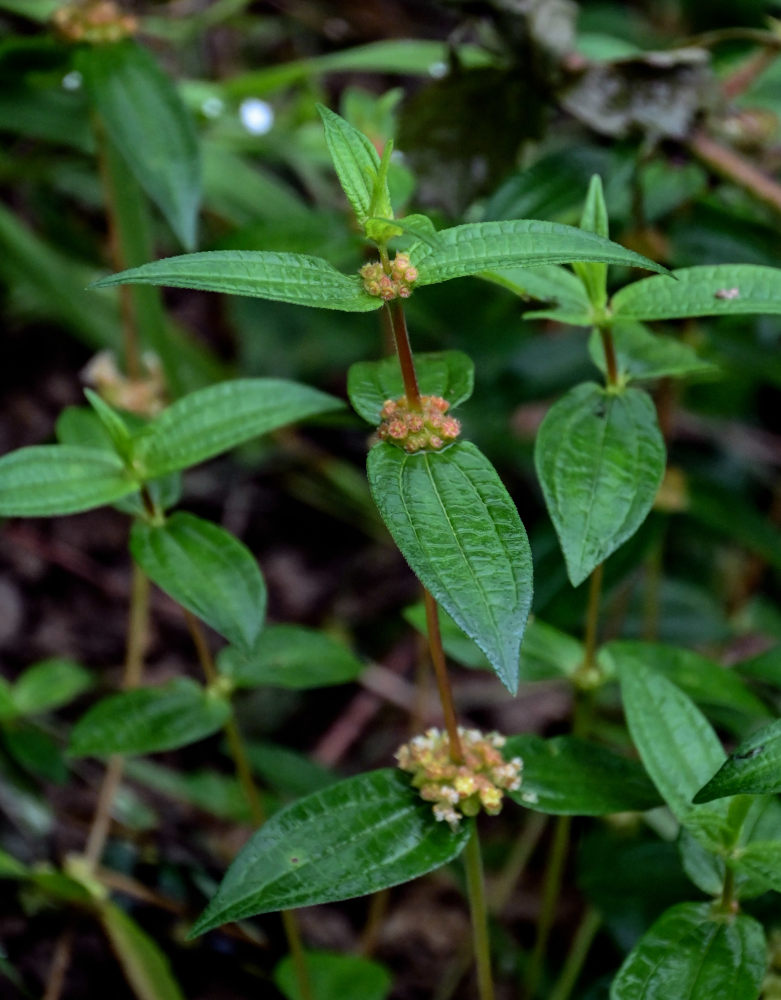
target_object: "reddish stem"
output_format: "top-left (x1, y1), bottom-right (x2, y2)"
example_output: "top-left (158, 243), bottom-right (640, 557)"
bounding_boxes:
top-left (387, 301), bottom-right (421, 409)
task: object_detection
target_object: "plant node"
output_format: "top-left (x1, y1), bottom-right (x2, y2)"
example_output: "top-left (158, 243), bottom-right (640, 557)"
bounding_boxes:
top-left (396, 727), bottom-right (523, 830)
top-left (360, 254), bottom-right (418, 301)
top-left (378, 395), bottom-right (460, 453)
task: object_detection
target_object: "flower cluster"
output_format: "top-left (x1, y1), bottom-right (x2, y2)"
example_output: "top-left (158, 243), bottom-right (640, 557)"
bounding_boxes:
top-left (378, 395), bottom-right (460, 453)
top-left (53, 1), bottom-right (137, 43)
top-left (396, 727), bottom-right (523, 829)
top-left (360, 254), bottom-right (418, 301)
top-left (82, 350), bottom-right (166, 417)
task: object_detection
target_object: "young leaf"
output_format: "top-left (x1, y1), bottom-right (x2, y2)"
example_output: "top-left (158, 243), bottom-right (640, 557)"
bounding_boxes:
top-left (77, 40), bottom-right (200, 251)
top-left (588, 323), bottom-right (720, 383)
top-left (134, 378), bottom-right (344, 479)
top-left (534, 383), bottom-right (666, 587)
top-left (620, 662), bottom-right (732, 850)
top-left (130, 513), bottom-right (266, 655)
top-left (367, 441), bottom-right (533, 693)
top-left (482, 263), bottom-right (593, 324)
top-left (92, 251), bottom-right (380, 313)
top-left (84, 389), bottom-right (133, 461)
top-left (69, 679), bottom-right (230, 757)
top-left (729, 841), bottom-right (781, 894)
top-left (610, 902), bottom-right (765, 1000)
top-left (503, 734), bottom-right (662, 815)
top-left (274, 951), bottom-right (391, 1000)
top-left (11, 659), bottom-right (92, 716)
top-left (99, 900), bottom-right (185, 1000)
top-left (573, 174), bottom-right (609, 309)
top-left (347, 351), bottom-right (474, 424)
top-left (190, 769), bottom-right (470, 934)
top-left (611, 264), bottom-right (781, 321)
top-left (218, 625), bottom-right (363, 689)
top-left (0, 445), bottom-right (138, 517)
top-left (316, 104), bottom-right (382, 226)
top-left (409, 220), bottom-right (667, 287)
top-left (694, 719), bottom-right (781, 803)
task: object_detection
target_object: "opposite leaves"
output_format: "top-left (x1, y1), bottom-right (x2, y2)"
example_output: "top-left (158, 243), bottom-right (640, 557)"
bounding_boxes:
top-left (367, 441), bottom-right (533, 693)
top-left (535, 383), bottom-right (665, 587)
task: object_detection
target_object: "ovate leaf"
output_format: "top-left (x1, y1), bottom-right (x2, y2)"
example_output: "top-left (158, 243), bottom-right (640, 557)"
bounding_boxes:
top-left (410, 220), bottom-right (666, 287)
top-left (535, 383), bottom-right (665, 586)
top-left (12, 659), bottom-right (92, 716)
top-left (99, 901), bottom-right (185, 1000)
top-left (275, 951), bottom-right (391, 1000)
top-left (69, 679), bottom-right (230, 757)
top-left (620, 662), bottom-right (731, 850)
top-left (588, 323), bottom-right (719, 383)
top-left (0, 445), bottom-right (138, 517)
top-left (317, 105), bottom-right (381, 226)
top-left (93, 252), bottom-right (380, 313)
top-left (573, 174), bottom-right (610, 309)
top-left (131, 513), bottom-right (266, 654)
top-left (367, 441), bottom-right (533, 693)
top-left (611, 265), bottom-right (781, 321)
top-left (218, 625), bottom-right (363, 689)
top-left (135, 378), bottom-right (344, 478)
top-left (504, 734), bottom-right (661, 815)
top-left (610, 902), bottom-right (765, 1000)
top-left (190, 769), bottom-right (470, 934)
top-left (694, 719), bottom-right (781, 803)
top-left (347, 351), bottom-right (474, 424)
top-left (77, 40), bottom-right (200, 250)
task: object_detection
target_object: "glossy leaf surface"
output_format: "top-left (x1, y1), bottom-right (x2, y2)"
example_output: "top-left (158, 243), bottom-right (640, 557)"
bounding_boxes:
top-left (610, 902), bottom-right (765, 1000)
top-left (348, 351), bottom-right (474, 424)
top-left (134, 379), bottom-right (343, 478)
top-left (694, 719), bottom-right (781, 802)
top-left (410, 220), bottom-right (666, 287)
top-left (93, 252), bottom-right (380, 312)
top-left (69, 679), bottom-right (230, 758)
top-left (218, 625), bottom-right (363, 689)
top-left (0, 445), bottom-right (137, 516)
top-left (535, 383), bottom-right (665, 586)
top-left (611, 264), bottom-right (781, 321)
top-left (367, 441), bottom-right (533, 692)
top-left (131, 513), bottom-right (266, 654)
top-left (504, 735), bottom-right (662, 815)
top-left (78, 41), bottom-right (200, 250)
top-left (190, 769), bottom-right (470, 934)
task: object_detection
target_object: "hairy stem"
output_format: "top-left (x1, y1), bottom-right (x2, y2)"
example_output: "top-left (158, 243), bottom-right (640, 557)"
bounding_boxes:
top-left (549, 907), bottom-right (602, 1000)
top-left (387, 301), bottom-right (421, 409)
top-left (423, 588), bottom-right (464, 763)
top-left (526, 815), bottom-right (572, 999)
top-left (464, 824), bottom-right (495, 1000)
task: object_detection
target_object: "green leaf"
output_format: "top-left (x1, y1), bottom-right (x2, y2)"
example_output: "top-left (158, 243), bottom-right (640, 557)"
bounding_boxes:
top-left (0, 445), bottom-right (138, 517)
top-left (0, 848), bottom-right (27, 879)
top-left (99, 901), bottom-right (185, 1000)
top-left (409, 220), bottom-right (667, 287)
top-left (274, 951), bottom-right (391, 1000)
top-left (244, 741), bottom-right (337, 800)
top-left (610, 902), bottom-right (765, 1000)
top-left (69, 679), bottom-right (230, 758)
top-left (588, 323), bottom-right (720, 383)
top-left (130, 513), bottom-right (266, 654)
top-left (92, 252), bottom-right (380, 313)
top-left (84, 389), bottom-right (133, 462)
top-left (347, 351), bottom-right (474, 424)
top-left (534, 383), bottom-right (666, 587)
top-left (694, 720), bottom-right (781, 803)
top-left (367, 441), bottom-right (533, 693)
top-left (218, 625), bottom-right (363, 689)
top-left (611, 264), bottom-right (781, 321)
top-left (620, 662), bottom-right (731, 850)
top-left (12, 659), bottom-right (92, 716)
top-left (602, 642), bottom-right (770, 721)
top-left (573, 175), bottom-right (609, 309)
top-left (125, 759), bottom-right (251, 824)
top-left (481, 263), bottom-right (592, 324)
top-left (504, 735), bottom-right (662, 815)
top-left (3, 724), bottom-right (67, 783)
top-left (77, 40), bottom-right (200, 250)
top-left (730, 841), bottom-right (781, 894)
top-left (134, 378), bottom-right (344, 479)
top-left (190, 769), bottom-right (470, 934)
top-left (317, 105), bottom-right (382, 226)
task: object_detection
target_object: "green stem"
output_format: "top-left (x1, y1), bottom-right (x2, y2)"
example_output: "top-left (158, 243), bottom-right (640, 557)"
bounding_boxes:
top-left (387, 300), bottom-right (421, 409)
top-left (575, 562), bottom-right (603, 691)
top-left (548, 907), bottom-right (602, 1000)
top-left (598, 326), bottom-right (618, 388)
top-left (719, 865), bottom-right (737, 914)
top-left (526, 815), bottom-right (572, 1000)
top-left (423, 587), bottom-right (464, 762)
top-left (489, 811), bottom-right (548, 914)
top-left (464, 824), bottom-right (495, 1000)
top-left (184, 610), bottom-right (313, 1000)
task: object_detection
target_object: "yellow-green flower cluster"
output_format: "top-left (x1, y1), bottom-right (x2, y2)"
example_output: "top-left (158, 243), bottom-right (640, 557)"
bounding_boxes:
top-left (396, 727), bottom-right (523, 829)
top-left (53, 1), bottom-right (138, 43)
top-left (360, 254), bottom-right (418, 301)
top-left (378, 395), bottom-right (461, 453)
